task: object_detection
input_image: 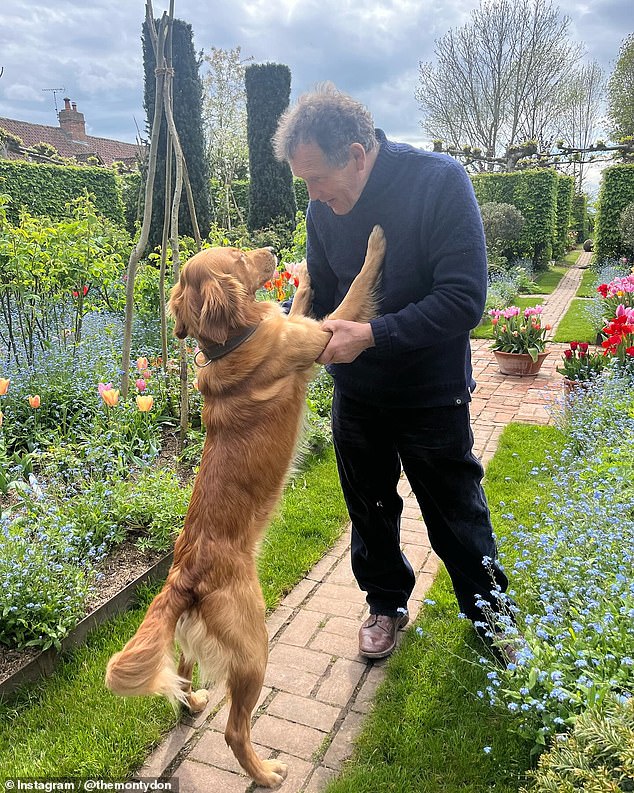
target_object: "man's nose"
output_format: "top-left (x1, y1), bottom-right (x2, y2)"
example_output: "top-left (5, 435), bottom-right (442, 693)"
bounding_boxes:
top-left (306, 184), bottom-right (321, 202)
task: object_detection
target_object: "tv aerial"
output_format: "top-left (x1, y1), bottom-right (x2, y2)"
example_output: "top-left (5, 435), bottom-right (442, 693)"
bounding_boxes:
top-left (42, 87), bottom-right (66, 114)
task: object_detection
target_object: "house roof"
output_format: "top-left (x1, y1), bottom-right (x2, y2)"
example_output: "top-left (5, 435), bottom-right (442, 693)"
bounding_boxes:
top-left (0, 116), bottom-right (143, 167)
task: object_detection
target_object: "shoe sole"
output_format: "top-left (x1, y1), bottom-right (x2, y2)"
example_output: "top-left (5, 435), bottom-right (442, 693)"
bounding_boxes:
top-left (359, 614), bottom-right (409, 659)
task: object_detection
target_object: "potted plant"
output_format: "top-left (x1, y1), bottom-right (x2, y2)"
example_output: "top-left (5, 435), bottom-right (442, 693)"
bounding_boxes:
top-left (600, 304), bottom-right (634, 371)
top-left (488, 305), bottom-right (551, 376)
top-left (557, 341), bottom-right (605, 396)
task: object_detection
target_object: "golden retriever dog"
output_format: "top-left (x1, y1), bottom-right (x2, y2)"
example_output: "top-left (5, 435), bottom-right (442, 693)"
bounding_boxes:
top-left (105, 225), bottom-right (385, 788)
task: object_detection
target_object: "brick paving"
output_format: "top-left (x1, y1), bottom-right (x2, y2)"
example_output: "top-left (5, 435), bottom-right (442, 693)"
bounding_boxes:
top-left (138, 255), bottom-right (588, 791)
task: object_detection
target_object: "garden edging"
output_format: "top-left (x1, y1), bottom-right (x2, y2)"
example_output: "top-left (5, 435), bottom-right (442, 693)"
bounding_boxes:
top-left (0, 551), bottom-right (173, 697)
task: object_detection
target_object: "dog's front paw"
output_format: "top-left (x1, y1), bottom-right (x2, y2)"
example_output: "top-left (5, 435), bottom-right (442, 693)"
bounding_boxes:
top-left (367, 225), bottom-right (386, 259)
top-left (295, 259), bottom-right (310, 289)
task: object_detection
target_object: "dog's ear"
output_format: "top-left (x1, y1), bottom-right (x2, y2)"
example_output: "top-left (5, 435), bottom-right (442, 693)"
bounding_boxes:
top-left (168, 281), bottom-right (189, 339)
top-left (199, 273), bottom-right (250, 345)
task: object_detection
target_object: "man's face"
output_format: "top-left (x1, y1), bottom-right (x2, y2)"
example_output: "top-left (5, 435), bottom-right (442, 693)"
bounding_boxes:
top-left (289, 142), bottom-right (369, 215)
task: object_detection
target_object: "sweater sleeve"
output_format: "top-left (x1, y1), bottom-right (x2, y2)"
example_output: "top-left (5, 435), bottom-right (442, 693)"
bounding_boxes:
top-left (306, 205), bottom-right (337, 320)
top-left (370, 161), bottom-right (487, 355)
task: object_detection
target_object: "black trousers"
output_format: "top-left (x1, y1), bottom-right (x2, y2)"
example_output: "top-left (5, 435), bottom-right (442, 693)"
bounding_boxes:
top-left (331, 389), bottom-right (509, 623)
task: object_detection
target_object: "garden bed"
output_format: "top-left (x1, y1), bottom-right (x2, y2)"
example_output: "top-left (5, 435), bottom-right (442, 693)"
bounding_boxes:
top-left (0, 541), bottom-right (172, 695)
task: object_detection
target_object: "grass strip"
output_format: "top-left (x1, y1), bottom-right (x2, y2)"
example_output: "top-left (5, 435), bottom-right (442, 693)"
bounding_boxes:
top-left (0, 446), bottom-right (347, 779)
top-left (326, 423), bottom-right (563, 793)
top-left (553, 297), bottom-right (598, 343)
top-left (577, 267), bottom-right (600, 299)
top-left (526, 264), bottom-right (567, 295)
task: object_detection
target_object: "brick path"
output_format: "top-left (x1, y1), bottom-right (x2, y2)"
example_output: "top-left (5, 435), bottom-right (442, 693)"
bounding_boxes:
top-left (139, 254), bottom-right (589, 792)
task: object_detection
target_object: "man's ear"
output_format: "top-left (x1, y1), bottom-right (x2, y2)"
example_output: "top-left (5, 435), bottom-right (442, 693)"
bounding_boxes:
top-left (349, 142), bottom-right (367, 171)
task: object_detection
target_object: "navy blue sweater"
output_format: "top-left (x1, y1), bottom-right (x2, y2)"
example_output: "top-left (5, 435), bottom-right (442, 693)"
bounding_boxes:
top-left (306, 130), bottom-right (487, 409)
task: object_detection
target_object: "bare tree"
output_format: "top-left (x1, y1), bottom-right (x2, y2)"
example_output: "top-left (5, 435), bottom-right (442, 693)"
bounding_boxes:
top-left (201, 46), bottom-right (251, 227)
top-left (416, 0), bottom-right (581, 168)
top-left (558, 61), bottom-right (605, 191)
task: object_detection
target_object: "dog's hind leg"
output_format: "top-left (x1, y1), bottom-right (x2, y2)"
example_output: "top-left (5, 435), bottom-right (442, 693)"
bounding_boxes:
top-left (177, 652), bottom-right (208, 713)
top-left (225, 648), bottom-right (286, 787)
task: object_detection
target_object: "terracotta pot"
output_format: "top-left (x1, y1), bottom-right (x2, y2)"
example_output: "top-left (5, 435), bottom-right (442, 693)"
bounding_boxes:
top-left (493, 350), bottom-right (549, 376)
top-left (562, 377), bottom-right (592, 398)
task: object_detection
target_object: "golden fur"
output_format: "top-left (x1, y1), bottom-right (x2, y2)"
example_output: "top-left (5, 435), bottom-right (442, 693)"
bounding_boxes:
top-left (105, 226), bottom-right (385, 787)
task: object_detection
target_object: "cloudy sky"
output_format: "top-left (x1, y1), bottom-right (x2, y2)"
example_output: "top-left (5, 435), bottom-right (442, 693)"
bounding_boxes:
top-left (0, 0), bottom-right (631, 149)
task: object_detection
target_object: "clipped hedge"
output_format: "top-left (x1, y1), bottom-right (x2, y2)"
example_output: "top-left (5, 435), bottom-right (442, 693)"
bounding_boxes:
top-left (571, 193), bottom-right (588, 243)
top-left (553, 174), bottom-right (574, 259)
top-left (472, 169), bottom-right (558, 265)
top-left (0, 160), bottom-right (125, 226)
top-left (209, 178), bottom-right (308, 228)
top-left (594, 164), bottom-right (634, 260)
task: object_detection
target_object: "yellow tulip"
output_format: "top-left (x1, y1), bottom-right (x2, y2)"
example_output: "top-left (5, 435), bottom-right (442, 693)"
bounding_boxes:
top-left (28, 394), bottom-right (41, 409)
top-left (0, 378), bottom-right (9, 395)
top-left (0, 409), bottom-right (3, 427)
top-left (192, 378), bottom-right (199, 391)
top-left (101, 388), bottom-right (119, 407)
top-left (136, 394), bottom-right (154, 412)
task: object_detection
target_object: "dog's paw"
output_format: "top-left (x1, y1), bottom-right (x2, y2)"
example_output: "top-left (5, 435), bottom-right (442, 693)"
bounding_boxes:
top-left (187, 688), bottom-right (209, 713)
top-left (295, 259), bottom-right (310, 288)
top-left (368, 225), bottom-right (386, 258)
top-left (256, 759), bottom-right (288, 788)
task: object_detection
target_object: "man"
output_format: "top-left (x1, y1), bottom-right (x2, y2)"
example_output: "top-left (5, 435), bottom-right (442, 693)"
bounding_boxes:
top-left (273, 84), bottom-right (511, 660)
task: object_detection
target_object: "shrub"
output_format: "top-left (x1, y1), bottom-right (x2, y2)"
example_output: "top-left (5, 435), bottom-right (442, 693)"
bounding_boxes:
top-left (522, 696), bottom-right (634, 792)
top-left (480, 202), bottom-right (526, 247)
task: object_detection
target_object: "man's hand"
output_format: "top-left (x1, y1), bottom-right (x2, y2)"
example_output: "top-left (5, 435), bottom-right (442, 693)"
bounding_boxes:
top-left (317, 320), bottom-right (375, 364)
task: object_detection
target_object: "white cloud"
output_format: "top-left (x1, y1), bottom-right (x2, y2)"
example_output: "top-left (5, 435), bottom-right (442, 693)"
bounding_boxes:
top-left (0, 0), bottom-right (628, 160)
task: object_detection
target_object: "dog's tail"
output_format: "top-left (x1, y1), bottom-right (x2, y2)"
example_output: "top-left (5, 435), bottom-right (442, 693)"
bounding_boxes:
top-left (105, 577), bottom-right (193, 706)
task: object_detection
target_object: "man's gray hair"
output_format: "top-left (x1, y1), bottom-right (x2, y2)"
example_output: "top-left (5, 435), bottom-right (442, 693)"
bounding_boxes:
top-left (273, 83), bottom-right (377, 168)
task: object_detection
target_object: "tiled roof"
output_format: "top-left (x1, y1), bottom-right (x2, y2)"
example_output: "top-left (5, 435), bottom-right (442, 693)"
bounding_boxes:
top-left (0, 116), bottom-right (143, 166)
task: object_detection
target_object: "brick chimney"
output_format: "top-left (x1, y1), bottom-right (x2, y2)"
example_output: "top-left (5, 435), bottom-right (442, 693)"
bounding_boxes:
top-left (58, 97), bottom-right (87, 141)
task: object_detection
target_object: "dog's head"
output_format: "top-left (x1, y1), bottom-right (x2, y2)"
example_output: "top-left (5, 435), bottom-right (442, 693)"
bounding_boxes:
top-left (169, 246), bottom-right (277, 345)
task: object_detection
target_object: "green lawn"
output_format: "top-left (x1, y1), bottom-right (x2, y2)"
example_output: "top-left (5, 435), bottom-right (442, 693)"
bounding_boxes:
top-left (527, 264), bottom-right (567, 295)
top-left (326, 424), bottom-right (563, 793)
top-left (553, 298), bottom-right (599, 343)
top-left (577, 267), bottom-right (600, 299)
top-left (0, 447), bottom-right (348, 779)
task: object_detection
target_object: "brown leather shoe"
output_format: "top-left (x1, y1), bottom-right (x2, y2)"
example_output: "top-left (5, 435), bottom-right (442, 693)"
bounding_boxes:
top-left (358, 612), bottom-right (409, 659)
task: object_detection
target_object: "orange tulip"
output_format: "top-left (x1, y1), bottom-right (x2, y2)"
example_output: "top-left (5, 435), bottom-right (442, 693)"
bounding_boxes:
top-left (136, 357), bottom-right (149, 371)
top-left (101, 388), bottom-right (119, 407)
top-left (28, 394), bottom-right (41, 409)
top-left (0, 378), bottom-right (9, 396)
top-left (136, 394), bottom-right (154, 412)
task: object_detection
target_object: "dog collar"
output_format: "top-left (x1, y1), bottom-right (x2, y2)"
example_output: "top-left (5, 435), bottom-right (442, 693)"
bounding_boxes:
top-left (194, 324), bottom-right (259, 367)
